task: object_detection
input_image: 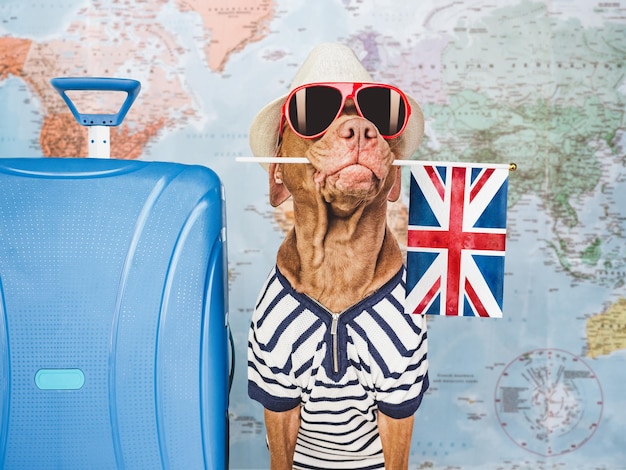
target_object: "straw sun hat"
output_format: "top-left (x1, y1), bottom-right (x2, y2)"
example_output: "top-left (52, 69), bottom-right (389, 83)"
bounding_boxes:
top-left (249, 43), bottom-right (424, 161)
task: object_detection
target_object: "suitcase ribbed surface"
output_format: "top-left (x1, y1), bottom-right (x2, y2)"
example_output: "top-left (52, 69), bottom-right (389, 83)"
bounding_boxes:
top-left (0, 158), bottom-right (228, 469)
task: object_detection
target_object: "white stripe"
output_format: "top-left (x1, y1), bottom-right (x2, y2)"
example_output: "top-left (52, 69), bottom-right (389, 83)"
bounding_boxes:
top-left (372, 298), bottom-right (424, 347)
top-left (354, 315), bottom-right (403, 364)
top-left (254, 294), bottom-right (302, 344)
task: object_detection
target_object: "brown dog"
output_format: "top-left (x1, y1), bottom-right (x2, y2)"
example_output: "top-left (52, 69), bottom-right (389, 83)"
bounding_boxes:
top-left (270, 112), bottom-right (404, 313)
top-left (248, 44), bottom-right (429, 470)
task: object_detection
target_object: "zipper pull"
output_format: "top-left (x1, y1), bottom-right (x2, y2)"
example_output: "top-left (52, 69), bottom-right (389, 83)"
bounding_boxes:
top-left (330, 313), bottom-right (339, 374)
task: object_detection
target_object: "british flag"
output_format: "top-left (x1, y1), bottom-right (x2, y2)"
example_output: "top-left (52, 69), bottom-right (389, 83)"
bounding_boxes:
top-left (405, 163), bottom-right (509, 317)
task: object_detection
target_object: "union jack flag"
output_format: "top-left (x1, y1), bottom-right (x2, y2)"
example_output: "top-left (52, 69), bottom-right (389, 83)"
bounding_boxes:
top-left (405, 163), bottom-right (509, 317)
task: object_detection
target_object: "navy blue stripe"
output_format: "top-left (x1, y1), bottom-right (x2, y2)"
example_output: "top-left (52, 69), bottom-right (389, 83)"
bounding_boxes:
top-left (377, 373), bottom-right (426, 395)
top-left (264, 303), bottom-right (308, 350)
top-left (396, 307), bottom-right (425, 336)
top-left (388, 289), bottom-right (405, 313)
top-left (308, 378), bottom-right (374, 395)
top-left (348, 358), bottom-right (371, 374)
top-left (375, 334), bottom-right (427, 378)
top-left (348, 321), bottom-right (426, 378)
top-left (301, 369), bottom-right (322, 396)
top-left (313, 378), bottom-right (360, 389)
top-left (247, 360), bottom-right (297, 390)
top-left (399, 273), bottom-right (407, 291)
top-left (294, 454), bottom-right (385, 470)
top-left (348, 321), bottom-right (391, 377)
top-left (294, 335), bottom-right (324, 380)
top-left (363, 306), bottom-right (425, 356)
top-left (296, 435), bottom-right (380, 458)
top-left (309, 392), bottom-right (368, 403)
top-left (298, 424), bottom-right (378, 449)
top-left (247, 344), bottom-right (269, 369)
top-left (254, 270), bottom-right (278, 311)
top-left (294, 357), bottom-right (314, 379)
top-left (256, 288), bottom-right (288, 329)
top-left (291, 318), bottom-right (324, 351)
top-left (304, 401), bottom-right (376, 416)
top-left (385, 353), bottom-right (428, 382)
top-left (248, 381), bottom-right (300, 412)
top-left (303, 403), bottom-right (373, 416)
top-left (354, 428), bottom-right (382, 453)
top-left (249, 333), bottom-right (294, 375)
top-left (299, 417), bottom-right (371, 438)
top-left (300, 411), bottom-right (364, 428)
top-left (405, 348), bottom-right (428, 374)
top-left (295, 461), bottom-right (383, 470)
top-left (377, 374), bottom-right (430, 419)
top-left (363, 307), bottom-right (408, 354)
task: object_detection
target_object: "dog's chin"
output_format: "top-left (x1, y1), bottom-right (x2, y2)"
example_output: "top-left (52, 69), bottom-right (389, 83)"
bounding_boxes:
top-left (321, 164), bottom-right (380, 208)
top-left (330, 164), bottom-right (378, 193)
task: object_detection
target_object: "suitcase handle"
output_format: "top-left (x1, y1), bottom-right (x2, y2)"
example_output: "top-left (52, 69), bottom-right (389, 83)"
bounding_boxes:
top-left (50, 77), bottom-right (141, 127)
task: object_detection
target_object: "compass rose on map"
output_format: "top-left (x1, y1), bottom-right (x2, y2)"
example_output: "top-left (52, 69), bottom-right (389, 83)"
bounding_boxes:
top-left (494, 349), bottom-right (603, 457)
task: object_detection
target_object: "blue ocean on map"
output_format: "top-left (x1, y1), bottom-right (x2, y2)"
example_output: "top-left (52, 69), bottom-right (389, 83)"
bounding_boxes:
top-left (0, 78), bottom-right (42, 157)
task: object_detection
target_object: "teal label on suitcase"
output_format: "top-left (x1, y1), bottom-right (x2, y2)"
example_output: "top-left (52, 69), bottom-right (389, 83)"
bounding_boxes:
top-left (35, 369), bottom-right (85, 390)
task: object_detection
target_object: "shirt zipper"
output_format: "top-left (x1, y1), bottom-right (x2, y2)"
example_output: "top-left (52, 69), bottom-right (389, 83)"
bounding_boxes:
top-left (330, 313), bottom-right (340, 373)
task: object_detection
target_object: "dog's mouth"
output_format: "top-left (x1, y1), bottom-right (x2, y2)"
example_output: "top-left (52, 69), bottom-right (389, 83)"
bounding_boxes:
top-left (315, 163), bottom-right (381, 200)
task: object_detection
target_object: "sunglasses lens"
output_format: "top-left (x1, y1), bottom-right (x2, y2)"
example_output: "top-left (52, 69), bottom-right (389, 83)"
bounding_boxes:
top-left (357, 87), bottom-right (408, 137)
top-left (287, 86), bottom-right (342, 137)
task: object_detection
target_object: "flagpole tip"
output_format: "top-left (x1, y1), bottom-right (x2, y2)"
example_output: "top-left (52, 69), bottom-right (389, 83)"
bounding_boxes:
top-left (509, 163), bottom-right (517, 172)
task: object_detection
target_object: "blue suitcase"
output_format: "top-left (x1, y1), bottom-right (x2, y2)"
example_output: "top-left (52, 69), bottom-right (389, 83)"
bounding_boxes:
top-left (0, 157), bottom-right (229, 469)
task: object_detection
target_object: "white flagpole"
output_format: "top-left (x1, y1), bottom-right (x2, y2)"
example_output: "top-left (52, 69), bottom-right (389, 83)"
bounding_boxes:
top-left (235, 156), bottom-right (517, 171)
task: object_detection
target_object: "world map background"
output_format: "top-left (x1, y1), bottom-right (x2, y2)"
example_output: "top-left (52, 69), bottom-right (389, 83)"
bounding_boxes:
top-left (1, 0), bottom-right (625, 469)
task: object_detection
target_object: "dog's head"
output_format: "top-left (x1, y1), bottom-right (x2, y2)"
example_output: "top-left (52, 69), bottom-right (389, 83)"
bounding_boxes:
top-left (250, 44), bottom-right (424, 217)
top-left (269, 109), bottom-right (402, 217)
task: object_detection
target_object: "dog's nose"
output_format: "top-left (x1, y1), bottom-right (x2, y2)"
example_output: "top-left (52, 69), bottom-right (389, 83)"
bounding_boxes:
top-left (337, 118), bottom-right (378, 143)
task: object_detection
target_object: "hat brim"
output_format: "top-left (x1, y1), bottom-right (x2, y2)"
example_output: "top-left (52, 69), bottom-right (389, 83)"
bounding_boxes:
top-left (249, 91), bottom-right (424, 165)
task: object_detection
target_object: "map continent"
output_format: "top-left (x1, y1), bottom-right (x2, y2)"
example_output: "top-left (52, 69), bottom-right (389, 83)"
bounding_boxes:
top-left (0, 0), bottom-right (275, 159)
top-left (177, 0), bottom-right (275, 72)
top-left (586, 297), bottom-right (626, 359)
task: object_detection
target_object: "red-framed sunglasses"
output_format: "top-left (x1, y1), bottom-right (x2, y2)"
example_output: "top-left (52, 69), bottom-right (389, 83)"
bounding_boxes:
top-left (279, 82), bottom-right (412, 140)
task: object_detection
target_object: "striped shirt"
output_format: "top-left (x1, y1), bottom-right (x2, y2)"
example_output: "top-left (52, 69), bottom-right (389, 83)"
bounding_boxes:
top-left (248, 266), bottom-right (429, 469)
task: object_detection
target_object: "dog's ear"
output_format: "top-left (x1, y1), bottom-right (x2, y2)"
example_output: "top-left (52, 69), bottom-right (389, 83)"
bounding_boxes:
top-left (269, 162), bottom-right (291, 207)
top-left (387, 166), bottom-right (402, 202)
